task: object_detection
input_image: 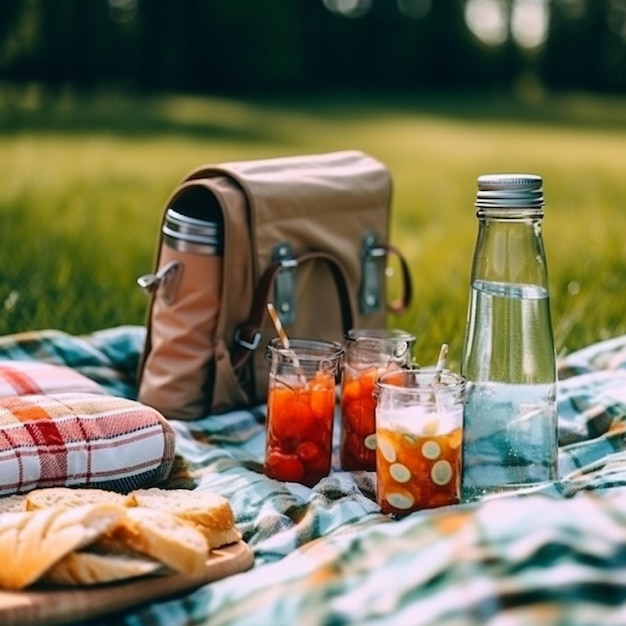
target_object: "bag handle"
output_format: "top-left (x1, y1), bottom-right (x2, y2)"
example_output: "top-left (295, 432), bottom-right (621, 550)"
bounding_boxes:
top-left (231, 251), bottom-right (354, 370)
top-left (380, 242), bottom-right (413, 315)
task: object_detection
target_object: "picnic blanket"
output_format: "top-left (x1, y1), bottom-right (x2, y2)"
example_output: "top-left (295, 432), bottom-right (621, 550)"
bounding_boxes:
top-left (1, 325), bottom-right (626, 625)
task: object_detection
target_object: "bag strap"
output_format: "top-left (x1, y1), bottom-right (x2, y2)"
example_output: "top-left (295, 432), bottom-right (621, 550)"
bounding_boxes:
top-left (231, 251), bottom-right (354, 370)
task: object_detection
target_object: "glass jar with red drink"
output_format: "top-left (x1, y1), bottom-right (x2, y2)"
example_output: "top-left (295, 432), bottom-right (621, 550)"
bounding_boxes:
top-left (340, 329), bottom-right (415, 471)
top-left (264, 337), bottom-right (344, 487)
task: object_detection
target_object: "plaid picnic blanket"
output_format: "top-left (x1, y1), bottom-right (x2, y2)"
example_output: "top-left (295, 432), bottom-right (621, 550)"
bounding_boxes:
top-left (1, 326), bottom-right (626, 625)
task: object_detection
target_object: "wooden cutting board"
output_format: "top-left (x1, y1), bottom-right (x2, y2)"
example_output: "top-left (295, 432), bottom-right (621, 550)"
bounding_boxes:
top-left (0, 541), bottom-right (253, 626)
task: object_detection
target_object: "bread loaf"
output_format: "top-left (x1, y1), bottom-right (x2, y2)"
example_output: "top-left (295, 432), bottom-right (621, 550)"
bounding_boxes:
top-left (0, 503), bottom-right (127, 590)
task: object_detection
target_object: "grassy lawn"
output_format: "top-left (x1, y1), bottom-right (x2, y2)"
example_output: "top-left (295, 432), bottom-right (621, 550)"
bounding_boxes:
top-left (1, 86), bottom-right (625, 369)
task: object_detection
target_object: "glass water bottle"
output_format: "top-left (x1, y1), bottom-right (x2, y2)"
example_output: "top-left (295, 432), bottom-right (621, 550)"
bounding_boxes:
top-left (460, 173), bottom-right (558, 501)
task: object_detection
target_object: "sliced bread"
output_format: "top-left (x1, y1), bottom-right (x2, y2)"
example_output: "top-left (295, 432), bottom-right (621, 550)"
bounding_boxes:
top-left (96, 506), bottom-right (209, 578)
top-left (128, 488), bottom-right (241, 549)
top-left (44, 550), bottom-right (165, 586)
top-left (25, 486), bottom-right (133, 511)
top-left (0, 493), bottom-right (28, 513)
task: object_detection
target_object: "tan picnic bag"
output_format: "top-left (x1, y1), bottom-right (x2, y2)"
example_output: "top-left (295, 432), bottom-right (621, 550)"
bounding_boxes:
top-left (136, 150), bottom-right (413, 419)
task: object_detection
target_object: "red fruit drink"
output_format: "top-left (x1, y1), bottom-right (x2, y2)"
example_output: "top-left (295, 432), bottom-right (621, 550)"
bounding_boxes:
top-left (264, 338), bottom-right (344, 487)
top-left (265, 370), bottom-right (336, 486)
top-left (341, 364), bottom-right (391, 471)
top-left (340, 329), bottom-right (415, 471)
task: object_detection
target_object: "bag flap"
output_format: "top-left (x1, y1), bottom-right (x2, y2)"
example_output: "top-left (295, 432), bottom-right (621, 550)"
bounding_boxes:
top-left (184, 149), bottom-right (393, 308)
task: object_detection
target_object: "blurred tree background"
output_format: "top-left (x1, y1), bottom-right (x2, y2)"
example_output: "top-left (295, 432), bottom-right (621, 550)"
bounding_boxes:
top-left (1, 0), bottom-right (625, 97)
top-left (1, 0), bottom-right (626, 356)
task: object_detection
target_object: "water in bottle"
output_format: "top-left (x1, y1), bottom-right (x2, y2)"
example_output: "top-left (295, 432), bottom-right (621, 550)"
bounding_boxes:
top-left (461, 174), bottom-right (558, 501)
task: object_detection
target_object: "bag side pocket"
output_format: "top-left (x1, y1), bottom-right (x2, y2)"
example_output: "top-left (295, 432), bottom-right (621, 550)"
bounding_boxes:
top-left (138, 241), bottom-right (223, 420)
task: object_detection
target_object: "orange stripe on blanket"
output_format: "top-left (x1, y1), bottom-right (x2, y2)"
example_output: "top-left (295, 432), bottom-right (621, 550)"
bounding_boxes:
top-left (1, 396), bottom-right (52, 422)
top-left (1, 396), bottom-right (68, 486)
top-left (0, 366), bottom-right (43, 395)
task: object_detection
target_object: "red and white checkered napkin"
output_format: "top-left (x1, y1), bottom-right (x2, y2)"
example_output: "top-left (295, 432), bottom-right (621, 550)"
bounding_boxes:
top-left (0, 361), bottom-right (176, 495)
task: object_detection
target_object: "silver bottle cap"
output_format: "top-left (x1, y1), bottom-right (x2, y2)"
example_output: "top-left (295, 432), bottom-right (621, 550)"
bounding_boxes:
top-left (475, 174), bottom-right (544, 209)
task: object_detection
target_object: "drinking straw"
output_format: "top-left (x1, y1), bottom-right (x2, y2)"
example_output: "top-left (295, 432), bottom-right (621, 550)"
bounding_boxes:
top-left (430, 343), bottom-right (449, 415)
top-left (431, 343), bottom-right (449, 385)
top-left (266, 302), bottom-right (291, 349)
top-left (266, 302), bottom-right (306, 383)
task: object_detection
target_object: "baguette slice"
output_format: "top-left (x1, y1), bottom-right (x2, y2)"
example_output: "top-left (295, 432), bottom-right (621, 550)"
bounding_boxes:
top-left (0, 503), bottom-right (127, 590)
top-left (129, 488), bottom-right (241, 549)
top-left (96, 507), bottom-right (209, 578)
top-left (25, 487), bottom-right (133, 511)
top-left (44, 550), bottom-right (165, 586)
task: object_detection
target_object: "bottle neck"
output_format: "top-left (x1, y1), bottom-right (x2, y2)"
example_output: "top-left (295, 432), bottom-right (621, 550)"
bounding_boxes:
top-left (477, 206), bottom-right (544, 221)
top-left (471, 208), bottom-right (549, 288)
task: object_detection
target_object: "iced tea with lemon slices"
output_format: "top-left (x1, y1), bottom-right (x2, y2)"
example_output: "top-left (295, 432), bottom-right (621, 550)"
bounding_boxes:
top-left (376, 424), bottom-right (462, 514)
top-left (374, 368), bottom-right (465, 515)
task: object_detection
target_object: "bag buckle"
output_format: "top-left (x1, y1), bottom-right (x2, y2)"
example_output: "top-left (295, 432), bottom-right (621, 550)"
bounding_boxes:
top-left (235, 329), bottom-right (262, 351)
top-left (359, 232), bottom-right (385, 314)
top-left (272, 242), bottom-right (297, 326)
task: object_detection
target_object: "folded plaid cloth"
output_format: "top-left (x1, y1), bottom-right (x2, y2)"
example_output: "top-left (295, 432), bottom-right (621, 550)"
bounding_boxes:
top-left (0, 353), bottom-right (175, 495)
top-left (0, 360), bottom-right (106, 396)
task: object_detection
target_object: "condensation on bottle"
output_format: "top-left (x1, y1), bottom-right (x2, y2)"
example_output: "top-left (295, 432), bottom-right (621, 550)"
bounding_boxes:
top-left (460, 173), bottom-right (558, 502)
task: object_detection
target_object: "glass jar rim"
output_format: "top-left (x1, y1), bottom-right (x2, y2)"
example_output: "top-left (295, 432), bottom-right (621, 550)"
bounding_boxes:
top-left (265, 337), bottom-right (344, 361)
top-left (346, 328), bottom-right (416, 342)
top-left (375, 367), bottom-right (466, 393)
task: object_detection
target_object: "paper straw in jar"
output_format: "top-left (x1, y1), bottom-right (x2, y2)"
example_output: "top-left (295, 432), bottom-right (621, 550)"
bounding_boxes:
top-left (431, 343), bottom-right (449, 385)
top-left (266, 302), bottom-right (306, 383)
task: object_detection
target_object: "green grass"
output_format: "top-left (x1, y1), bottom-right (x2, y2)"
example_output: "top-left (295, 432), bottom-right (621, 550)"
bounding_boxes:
top-left (1, 86), bottom-right (626, 370)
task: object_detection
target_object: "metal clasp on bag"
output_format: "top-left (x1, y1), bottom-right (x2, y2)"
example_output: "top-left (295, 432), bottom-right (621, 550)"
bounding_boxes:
top-left (272, 242), bottom-right (297, 326)
top-left (359, 232), bottom-right (385, 314)
top-left (137, 260), bottom-right (182, 304)
top-left (234, 329), bottom-right (262, 351)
